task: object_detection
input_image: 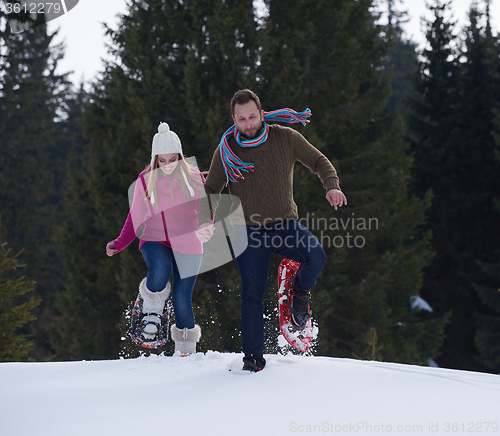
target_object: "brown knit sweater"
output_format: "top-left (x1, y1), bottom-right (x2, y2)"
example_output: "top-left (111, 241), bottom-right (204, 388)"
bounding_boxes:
top-left (200, 124), bottom-right (341, 226)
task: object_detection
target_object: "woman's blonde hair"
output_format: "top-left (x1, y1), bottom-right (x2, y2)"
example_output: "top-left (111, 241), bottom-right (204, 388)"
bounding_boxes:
top-left (145, 154), bottom-right (204, 208)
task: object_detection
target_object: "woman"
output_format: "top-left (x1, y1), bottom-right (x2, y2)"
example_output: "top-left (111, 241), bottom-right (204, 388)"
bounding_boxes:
top-left (106, 122), bottom-right (212, 354)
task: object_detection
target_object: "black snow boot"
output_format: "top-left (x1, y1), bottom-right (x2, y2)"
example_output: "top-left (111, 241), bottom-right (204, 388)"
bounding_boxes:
top-left (242, 357), bottom-right (266, 372)
top-left (288, 289), bottom-right (312, 329)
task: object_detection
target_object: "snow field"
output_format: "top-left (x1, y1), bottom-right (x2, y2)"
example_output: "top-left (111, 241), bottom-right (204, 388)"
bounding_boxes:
top-left (1, 352), bottom-right (499, 435)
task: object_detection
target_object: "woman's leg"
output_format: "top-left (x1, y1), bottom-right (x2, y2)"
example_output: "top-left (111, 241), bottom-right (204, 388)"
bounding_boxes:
top-left (141, 242), bottom-right (173, 292)
top-left (170, 252), bottom-right (202, 329)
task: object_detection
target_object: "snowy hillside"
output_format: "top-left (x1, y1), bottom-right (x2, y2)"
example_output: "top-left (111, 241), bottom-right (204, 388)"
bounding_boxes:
top-left (1, 352), bottom-right (499, 436)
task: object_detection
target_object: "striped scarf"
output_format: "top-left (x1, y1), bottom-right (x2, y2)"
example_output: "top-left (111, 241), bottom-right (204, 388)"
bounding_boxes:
top-left (219, 108), bottom-right (312, 183)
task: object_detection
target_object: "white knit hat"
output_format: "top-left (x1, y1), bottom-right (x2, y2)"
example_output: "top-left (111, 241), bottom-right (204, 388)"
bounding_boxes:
top-left (150, 122), bottom-right (195, 199)
top-left (150, 122), bottom-right (183, 169)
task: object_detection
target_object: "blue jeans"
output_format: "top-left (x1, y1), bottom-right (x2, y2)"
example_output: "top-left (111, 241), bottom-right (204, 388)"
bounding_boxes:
top-left (235, 220), bottom-right (326, 363)
top-left (141, 242), bottom-right (201, 329)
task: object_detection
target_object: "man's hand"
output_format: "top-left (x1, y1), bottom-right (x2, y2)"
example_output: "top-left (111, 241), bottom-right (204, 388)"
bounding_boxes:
top-left (196, 223), bottom-right (215, 243)
top-left (326, 189), bottom-right (347, 210)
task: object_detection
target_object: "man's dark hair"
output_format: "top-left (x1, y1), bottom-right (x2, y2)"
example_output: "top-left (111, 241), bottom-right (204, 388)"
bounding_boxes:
top-left (230, 89), bottom-right (262, 115)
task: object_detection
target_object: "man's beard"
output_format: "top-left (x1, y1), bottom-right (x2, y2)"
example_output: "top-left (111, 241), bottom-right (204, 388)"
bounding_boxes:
top-left (241, 120), bottom-right (264, 139)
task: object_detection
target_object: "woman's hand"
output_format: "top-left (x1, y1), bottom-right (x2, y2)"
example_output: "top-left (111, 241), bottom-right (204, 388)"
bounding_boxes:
top-left (106, 241), bottom-right (117, 257)
top-left (196, 223), bottom-right (215, 243)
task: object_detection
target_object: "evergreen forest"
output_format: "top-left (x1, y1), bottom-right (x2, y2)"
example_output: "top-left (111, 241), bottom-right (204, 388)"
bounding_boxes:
top-left (1, 0), bottom-right (499, 373)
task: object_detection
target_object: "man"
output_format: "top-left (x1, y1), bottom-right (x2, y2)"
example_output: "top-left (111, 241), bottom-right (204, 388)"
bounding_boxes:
top-left (198, 89), bottom-right (347, 371)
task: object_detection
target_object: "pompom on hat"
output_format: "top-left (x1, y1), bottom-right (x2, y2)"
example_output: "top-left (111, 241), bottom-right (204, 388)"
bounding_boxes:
top-left (150, 122), bottom-right (183, 169)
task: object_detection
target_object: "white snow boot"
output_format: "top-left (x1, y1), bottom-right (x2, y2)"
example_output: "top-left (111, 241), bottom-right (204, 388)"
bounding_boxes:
top-left (171, 325), bottom-right (201, 356)
top-left (130, 278), bottom-right (171, 349)
top-left (139, 278), bottom-right (171, 335)
top-left (140, 278), bottom-right (171, 314)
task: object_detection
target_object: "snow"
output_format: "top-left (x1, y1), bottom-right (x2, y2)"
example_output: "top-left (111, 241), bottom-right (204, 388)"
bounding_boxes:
top-left (410, 295), bottom-right (433, 312)
top-left (1, 352), bottom-right (499, 435)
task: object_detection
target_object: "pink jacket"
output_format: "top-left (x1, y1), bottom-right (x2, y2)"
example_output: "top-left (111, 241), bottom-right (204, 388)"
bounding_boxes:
top-left (112, 168), bottom-right (205, 255)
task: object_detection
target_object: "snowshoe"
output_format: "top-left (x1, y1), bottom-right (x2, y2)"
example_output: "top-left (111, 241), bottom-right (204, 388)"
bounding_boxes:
top-left (278, 258), bottom-right (313, 352)
top-left (129, 291), bottom-right (170, 349)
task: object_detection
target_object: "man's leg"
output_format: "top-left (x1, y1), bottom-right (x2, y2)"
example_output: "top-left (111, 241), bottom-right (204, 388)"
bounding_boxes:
top-left (272, 221), bottom-right (326, 327)
top-left (235, 226), bottom-right (272, 368)
top-left (272, 220), bottom-right (326, 292)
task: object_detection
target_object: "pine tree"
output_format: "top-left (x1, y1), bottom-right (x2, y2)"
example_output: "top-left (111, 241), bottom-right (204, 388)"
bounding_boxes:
top-left (406, 0), bottom-right (464, 367)
top-left (473, 49), bottom-right (500, 371)
top-left (474, 258), bottom-right (500, 371)
top-left (51, 85), bottom-right (95, 359)
top-left (384, 0), bottom-right (418, 115)
top-left (408, 0), bottom-right (460, 197)
top-left (409, 0), bottom-right (500, 371)
top-left (0, 22), bottom-right (53, 249)
top-left (181, 0), bottom-right (258, 147)
top-left (257, 0), bottom-right (447, 364)
top-left (0, 14), bottom-right (70, 359)
top-left (0, 216), bottom-right (40, 362)
top-left (452, 1), bottom-right (500, 371)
